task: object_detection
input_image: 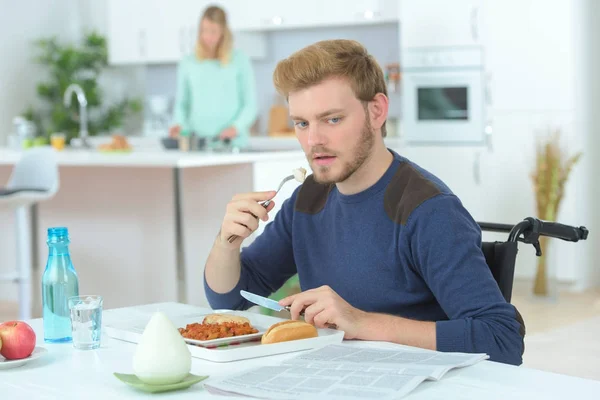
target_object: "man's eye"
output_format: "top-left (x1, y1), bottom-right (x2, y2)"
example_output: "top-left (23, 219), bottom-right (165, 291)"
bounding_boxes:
top-left (294, 121), bottom-right (308, 128)
top-left (328, 117), bottom-right (342, 124)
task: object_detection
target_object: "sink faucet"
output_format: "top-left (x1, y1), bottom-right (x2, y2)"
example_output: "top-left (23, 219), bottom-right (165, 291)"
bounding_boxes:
top-left (64, 83), bottom-right (90, 148)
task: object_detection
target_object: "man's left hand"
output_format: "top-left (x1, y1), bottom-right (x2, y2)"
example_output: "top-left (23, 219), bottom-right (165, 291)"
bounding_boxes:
top-left (279, 285), bottom-right (366, 339)
top-left (220, 126), bottom-right (238, 140)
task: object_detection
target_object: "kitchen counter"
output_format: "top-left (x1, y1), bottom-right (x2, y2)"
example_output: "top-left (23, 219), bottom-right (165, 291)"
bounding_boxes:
top-left (0, 145), bottom-right (310, 314)
top-left (0, 147), bottom-right (307, 168)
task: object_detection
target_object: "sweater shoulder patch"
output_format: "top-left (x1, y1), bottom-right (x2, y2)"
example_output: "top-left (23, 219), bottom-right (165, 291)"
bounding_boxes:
top-left (294, 174), bottom-right (334, 215)
top-left (384, 162), bottom-right (442, 225)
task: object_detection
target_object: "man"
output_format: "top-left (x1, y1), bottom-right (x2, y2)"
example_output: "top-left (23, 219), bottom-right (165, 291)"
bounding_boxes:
top-left (204, 39), bottom-right (525, 366)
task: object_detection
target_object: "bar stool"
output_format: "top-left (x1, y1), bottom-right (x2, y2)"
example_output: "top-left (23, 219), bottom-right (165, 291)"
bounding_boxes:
top-left (0, 147), bottom-right (59, 320)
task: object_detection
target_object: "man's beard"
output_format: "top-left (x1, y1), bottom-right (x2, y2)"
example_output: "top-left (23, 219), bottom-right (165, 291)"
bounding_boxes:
top-left (310, 119), bottom-right (375, 185)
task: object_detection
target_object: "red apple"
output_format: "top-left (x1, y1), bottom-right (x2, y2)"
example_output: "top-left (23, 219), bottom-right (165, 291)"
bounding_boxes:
top-left (0, 321), bottom-right (36, 360)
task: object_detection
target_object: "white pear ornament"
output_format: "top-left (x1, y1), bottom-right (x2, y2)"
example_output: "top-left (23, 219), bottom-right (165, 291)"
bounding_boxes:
top-left (132, 312), bottom-right (192, 385)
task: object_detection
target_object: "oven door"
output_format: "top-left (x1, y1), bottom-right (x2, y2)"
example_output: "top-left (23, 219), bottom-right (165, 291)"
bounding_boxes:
top-left (401, 69), bottom-right (484, 144)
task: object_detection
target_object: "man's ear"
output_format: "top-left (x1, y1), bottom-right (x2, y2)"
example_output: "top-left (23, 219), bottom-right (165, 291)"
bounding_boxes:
top-left (368, 93), bottom-right (389, 131)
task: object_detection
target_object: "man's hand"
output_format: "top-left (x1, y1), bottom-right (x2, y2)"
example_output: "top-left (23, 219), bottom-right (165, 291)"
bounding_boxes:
top-left (220, 126), bottom-right (238, 140)
top-left (219, 191), bottom-right (277, 248)
top-left (280, 285), bottom-right (437, 349)
top-left (279, 285), bottom-right (367, 339)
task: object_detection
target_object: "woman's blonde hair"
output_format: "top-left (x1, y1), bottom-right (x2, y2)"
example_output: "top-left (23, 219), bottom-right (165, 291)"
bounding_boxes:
top-left (195, 5), bottom-right (233, 65)
top-left (273, 39), bottom-right (388, 136)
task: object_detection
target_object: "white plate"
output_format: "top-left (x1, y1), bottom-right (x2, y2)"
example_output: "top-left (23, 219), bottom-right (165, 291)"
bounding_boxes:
top-left (106, 310), bottom-right (345, 362)
top-left (172, 312), bottom-right (268, 348)
top-left (0, 347), bottom-right (48, 370)
top-left (181, 328), bottom-right (267, 348)
top-left (106, 311), bottom-right (267, 348)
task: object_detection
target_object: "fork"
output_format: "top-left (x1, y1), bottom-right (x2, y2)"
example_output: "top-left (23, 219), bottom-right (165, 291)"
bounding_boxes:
top-left (227, 174), bottom-right (296, 243)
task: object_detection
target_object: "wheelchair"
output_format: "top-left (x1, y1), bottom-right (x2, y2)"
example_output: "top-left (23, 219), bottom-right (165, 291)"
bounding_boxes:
top-left (478, 217), bottom-right (589, 303)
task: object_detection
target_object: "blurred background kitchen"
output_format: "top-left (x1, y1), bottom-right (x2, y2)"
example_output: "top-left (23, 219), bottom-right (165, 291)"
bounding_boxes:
top-left (0, 0), bottom-right (599, 380)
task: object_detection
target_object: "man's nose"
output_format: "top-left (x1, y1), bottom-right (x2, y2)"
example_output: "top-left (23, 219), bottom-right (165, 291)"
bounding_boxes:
top-left (307, 125), bottom-right (325, 147)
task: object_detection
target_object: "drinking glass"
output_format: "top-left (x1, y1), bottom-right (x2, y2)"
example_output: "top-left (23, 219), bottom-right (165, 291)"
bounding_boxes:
top-left (68, 295), bottom-right (103, 350)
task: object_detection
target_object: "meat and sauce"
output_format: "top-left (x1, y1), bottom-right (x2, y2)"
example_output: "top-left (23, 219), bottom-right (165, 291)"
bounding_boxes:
top-left (178, 314), bottom-right (259, 341)
top-left (178, 321), bottom-right (259, 341)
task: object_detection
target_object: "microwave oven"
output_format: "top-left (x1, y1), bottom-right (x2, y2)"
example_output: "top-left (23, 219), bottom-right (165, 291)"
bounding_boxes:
top-left (400, 47), bottom-right (487, 145)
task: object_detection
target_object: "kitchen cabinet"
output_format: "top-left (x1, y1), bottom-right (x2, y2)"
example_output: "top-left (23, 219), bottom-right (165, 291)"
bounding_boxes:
top-left (107, 0), bottom-right (147, 64)
top-left (483, 0), bottom-right (575, 112)
top-left (107, 0), bottom-right (267, 65)
top-left (231, 0), bottom-right (398, 31)
top-left (400, 0), bottom-right (484, 48)
top-left (143, 0), bottom-right (195, 63)
top-left (107, 0), bottom-right (400, 65)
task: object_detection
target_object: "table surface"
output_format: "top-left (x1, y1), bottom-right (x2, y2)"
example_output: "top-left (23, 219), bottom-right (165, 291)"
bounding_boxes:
top-left (2, 302), bottom-right (599, 399)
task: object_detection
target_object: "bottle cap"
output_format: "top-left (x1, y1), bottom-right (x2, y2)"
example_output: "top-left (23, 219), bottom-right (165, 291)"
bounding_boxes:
top-left (47, 227), bottom-right (69, 242)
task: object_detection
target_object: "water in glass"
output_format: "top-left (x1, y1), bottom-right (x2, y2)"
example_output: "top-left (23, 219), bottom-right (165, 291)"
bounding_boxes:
top-left (69, 295), bottom-right (103, 350)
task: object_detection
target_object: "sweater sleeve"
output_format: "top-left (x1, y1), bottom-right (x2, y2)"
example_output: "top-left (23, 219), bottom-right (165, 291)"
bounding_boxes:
top-left (405, 194), bottom-right (525, 366)
top-left (203, 189), bottom-right (299, 310)
top-left (172, 58), bottom-right (191, 132)
top-left (231, 51), bottom-right (258, 147)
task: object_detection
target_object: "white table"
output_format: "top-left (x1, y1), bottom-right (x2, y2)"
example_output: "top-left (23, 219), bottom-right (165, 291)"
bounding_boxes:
top-left (2, 302), bottom-right (599, 399)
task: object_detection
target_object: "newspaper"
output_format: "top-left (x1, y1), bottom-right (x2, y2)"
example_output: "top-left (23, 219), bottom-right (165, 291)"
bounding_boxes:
top-left (204, 344), bottom-right (489, 399)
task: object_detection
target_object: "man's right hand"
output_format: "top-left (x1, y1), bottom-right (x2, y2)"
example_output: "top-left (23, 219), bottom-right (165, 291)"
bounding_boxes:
top-left (219, 191), bottom-right (277, 247)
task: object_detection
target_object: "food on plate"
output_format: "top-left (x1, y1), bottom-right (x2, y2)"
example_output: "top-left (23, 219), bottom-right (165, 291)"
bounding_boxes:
top-left (202, 313), bottom-right (251, 325)
top-left (0, 321), bottom-right (36, 360)
top-left (98, 134), bottom-right (132, 152)
top-left (261, 320), bottom-right (318, 344)
top-left (133, 312), bottom-right (191, 385)
top-left (293, 167), bottom-right (307, 183)
top-left (178, 314), bottom-right (258, 341)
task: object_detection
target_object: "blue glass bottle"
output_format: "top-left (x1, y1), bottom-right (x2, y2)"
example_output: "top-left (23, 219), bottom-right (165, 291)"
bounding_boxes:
top-left (42, 227), bottom-right (79, 343)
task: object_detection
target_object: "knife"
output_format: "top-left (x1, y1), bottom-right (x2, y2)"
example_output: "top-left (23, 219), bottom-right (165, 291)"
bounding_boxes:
top-left (240, 290), bottom-right (292, 313)
top-left (240, 290), bottom-right (337, 330)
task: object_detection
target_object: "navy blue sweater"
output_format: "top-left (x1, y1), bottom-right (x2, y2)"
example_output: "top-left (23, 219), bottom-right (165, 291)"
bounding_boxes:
top-left (204, 150), bottom-right (525, 365)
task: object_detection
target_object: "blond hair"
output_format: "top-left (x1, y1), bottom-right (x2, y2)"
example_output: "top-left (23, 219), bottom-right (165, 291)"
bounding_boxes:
top-left (195, 5), bottom-right (233, 65)
top-left (273, 39), bottom-right (387, 136)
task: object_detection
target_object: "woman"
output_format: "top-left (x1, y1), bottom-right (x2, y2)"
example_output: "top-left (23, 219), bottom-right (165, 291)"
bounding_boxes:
top-left (169, 6), bottom-right (257, 149)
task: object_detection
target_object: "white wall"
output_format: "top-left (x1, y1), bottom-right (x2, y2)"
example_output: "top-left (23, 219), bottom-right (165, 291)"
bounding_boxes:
top-left (572, 0), bottom-right (600, 290)
top-left (0, 0), bottom-right (146, 144)
top-left (0, 0), bottom-right (80, 145)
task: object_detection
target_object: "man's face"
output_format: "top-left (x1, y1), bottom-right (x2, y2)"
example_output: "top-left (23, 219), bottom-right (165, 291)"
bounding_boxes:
top-left (289, 78), bottom-right (375, 184)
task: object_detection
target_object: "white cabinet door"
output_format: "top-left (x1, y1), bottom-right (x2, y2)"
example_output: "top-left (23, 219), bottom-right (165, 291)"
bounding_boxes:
top-left (400, 0), bottom-right (483, 48)
top-left (484, 0), bottom-right (575, 112)
top-left (229, 0), bottom-right (399, 31)
top-left (144, 0), bottom-right (200, 63)
top-left (107, 0), bottom-right (147, 65)
top-left (317, 1), bottom-right (399, 27)
top-left (107, 0), bottom-right (266, 64)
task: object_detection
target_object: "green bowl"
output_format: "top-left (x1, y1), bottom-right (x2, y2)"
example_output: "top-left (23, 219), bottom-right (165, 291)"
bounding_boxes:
top-left (113, 372), bottom-right (208, 393)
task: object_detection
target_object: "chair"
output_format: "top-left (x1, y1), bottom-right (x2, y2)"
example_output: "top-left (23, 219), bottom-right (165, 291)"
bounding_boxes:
top-left (478, 217), bottom-right (589, 303)
top-left (0, 147), bottom-right (60, 320)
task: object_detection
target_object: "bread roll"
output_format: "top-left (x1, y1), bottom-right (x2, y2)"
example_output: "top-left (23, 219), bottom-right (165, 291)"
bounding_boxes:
top-left (203, 313), bottom-right (251, 325)
top-left (261, 320), bottom-right (318, 344)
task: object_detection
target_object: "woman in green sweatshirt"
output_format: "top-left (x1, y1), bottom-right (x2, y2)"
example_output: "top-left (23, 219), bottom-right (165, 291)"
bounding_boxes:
top-left (169, 5), bottom-right (258, 149)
